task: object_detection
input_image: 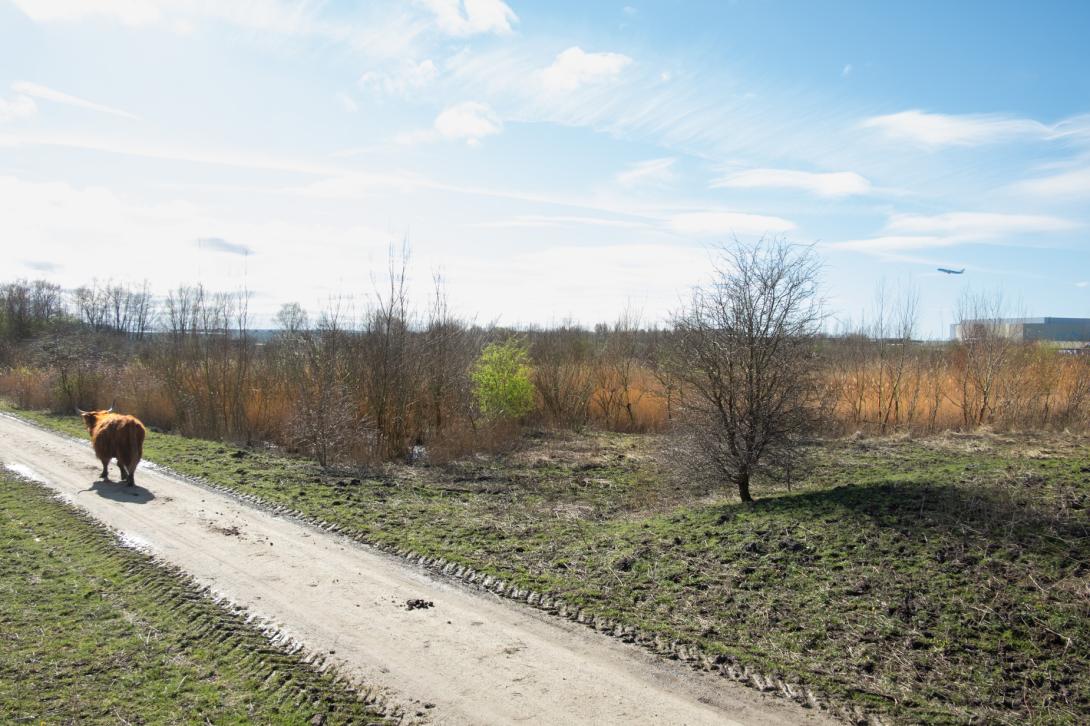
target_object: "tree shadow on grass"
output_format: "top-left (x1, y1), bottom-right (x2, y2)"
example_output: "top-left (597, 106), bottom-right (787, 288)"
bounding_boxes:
top-left (85, 479), bottom-right (156, 504)
top-left (727, 478), bottom-right (1089, 561)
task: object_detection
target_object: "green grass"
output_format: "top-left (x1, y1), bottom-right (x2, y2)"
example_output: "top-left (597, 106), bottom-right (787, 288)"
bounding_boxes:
top-left (12, 407), bottom-right (1090, 723)
top-left (0, 468), bottom-right (387, 724)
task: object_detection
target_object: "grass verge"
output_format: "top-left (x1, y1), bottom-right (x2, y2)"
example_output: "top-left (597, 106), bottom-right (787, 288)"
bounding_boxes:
top-left (11, 407), bottom-right (1090, 724)
top-left (0, 467), bottom-right (389, 725)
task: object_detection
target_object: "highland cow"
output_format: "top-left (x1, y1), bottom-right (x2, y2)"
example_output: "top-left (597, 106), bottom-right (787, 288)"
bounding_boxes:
top-left (77, 405), bottom-right (146, 486)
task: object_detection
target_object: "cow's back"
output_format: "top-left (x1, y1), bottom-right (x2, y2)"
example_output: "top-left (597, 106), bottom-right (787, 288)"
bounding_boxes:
top-left (92, 414), bottom-right (146, 461)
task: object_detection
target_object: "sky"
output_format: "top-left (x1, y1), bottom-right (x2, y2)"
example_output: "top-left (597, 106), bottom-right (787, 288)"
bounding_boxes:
top-left (1, 0), bottom-right (1088, 336)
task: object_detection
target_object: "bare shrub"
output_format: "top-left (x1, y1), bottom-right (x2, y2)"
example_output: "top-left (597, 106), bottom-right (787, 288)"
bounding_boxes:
top-left (0, 366), bottom-right (52, 409)
top-left (289, 307), bottom-right (361, 467)
top-left (530, 323), bottom-right (595, 429)
top-left (417, 275), bottom-right (480, 442)
top-left (953, 291), bottom-right (1017, 427)
top-left (592, 307), bottom-right (650, 431)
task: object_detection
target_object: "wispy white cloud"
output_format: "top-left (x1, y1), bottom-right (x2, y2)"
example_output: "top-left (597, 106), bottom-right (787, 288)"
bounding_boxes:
top-left (828, 211), bottom-right (1079, 253)
top-left (8, 0), bottom-right (338, 35)
top-left (1050, 114), bottom-right (1090, 143)
top-left (541, 47), bottom-right (633, 93)
top-left (418, 0), bottom-right (517, 36)
top-left (712, 168), bottom-right (871, 197)
top-left (3, 129), bottom-right (656, 216)
top-left (825, 235), bottom-right (951, 252)
top-left (669, 211), bottom-right (796, 237)
top-left (5, 130), bottom-right (337, 175)
top-left (10, 1), bottom-right (430, 61)
top-left (287, 173), bottom-right (418, 199)
top-left (443, 44), bottom-right (848, 168)
top-left (474, 214), bottom-right (646, 230)
top-left (616, 157), bottom-right (676, 188)
top-left (841, 64), bottom-right (853, 78)
top-left (9, 0), bottom-right (163, 26)
top-left (0, 93), bottom-right (36, 122)
top-left (1076, 281), bottom-right (1088, 288)
top-left (860, 109), bottom-right (1048, 148)
top-left (13, 81), bottom-right (139, 120)
top-left (359, 59), bottom-right (437, 97)
top-left (1013, 165), bottom-right (1090, 199)
top-left (886, 211), bottom-right (1077, 237)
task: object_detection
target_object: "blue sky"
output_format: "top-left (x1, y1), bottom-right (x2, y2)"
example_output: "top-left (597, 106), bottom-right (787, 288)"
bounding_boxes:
top-left (1, 0), bottom-right (1088, 336)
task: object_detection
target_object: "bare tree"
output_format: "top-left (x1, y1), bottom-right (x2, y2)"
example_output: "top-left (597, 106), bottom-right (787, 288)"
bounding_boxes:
top-left (0, 279), bottom-right (67, 343)
top-left (953, 291), bottom-right (1016, 427)
top-left (530, 322), bottom-right (594, 428)
top-left (418, 274), bottom-right (478, 439)
top-left (645, 327), bottom-right (681, 423)
top-left (869, 281), bottom-right (919, 433)
top-left (359, 244), bottom-right (418, 459)
top-left (592, 305), bottom-right (646, 430)
top-left (291, 302), bottom-right (358, 466)
top-left (670, 239), bottom-right (823, 502)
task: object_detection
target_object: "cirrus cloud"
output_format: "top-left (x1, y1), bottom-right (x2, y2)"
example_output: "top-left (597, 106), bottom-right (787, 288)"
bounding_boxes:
top-left (1013, 166), bottom-right (1090, 199)
top-left (670, 211), bottom-right (796, 237)
top-left (13, 81), bottom-right (140, 120)
top-left (9, 0), bottom-right (163, 26)
top-left (712, 168), bottom-right (871, 197)
top-left (359, 59), bottom-right (437, 97)
top-left (828, 211), bottom-right (1079, 253)
top-left (885, 211), bottom-right (1077, 237)
top-left (616, 157), bottom-right (676, 188)
top-left (860, 109), bottom-right (1048, 148)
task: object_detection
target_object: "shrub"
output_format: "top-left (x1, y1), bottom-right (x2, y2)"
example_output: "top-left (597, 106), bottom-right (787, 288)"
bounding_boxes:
top-left (471, 338), bottom-right (535, 421)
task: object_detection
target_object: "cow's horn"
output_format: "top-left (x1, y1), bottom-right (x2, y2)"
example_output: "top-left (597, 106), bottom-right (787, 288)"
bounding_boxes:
top-left (75, 407), bottom-right (87, 415)
top-left (106, 400), bottom-right (115, 413)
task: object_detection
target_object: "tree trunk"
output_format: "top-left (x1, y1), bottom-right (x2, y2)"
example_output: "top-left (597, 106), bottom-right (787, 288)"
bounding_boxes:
top-left (735, 471), bottom-right (754, 502)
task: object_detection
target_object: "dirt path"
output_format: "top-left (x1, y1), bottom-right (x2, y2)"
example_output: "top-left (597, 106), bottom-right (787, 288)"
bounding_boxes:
top-left (0, 414), bottom-right (829, 725)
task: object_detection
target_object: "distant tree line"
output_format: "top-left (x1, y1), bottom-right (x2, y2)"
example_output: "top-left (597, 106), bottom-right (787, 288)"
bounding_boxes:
top-left (2, 242), bottom-right (1089, 501)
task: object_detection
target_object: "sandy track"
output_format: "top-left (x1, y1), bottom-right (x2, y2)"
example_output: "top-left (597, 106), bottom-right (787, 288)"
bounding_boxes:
top-left (0, 414), bottom-right (829, 725)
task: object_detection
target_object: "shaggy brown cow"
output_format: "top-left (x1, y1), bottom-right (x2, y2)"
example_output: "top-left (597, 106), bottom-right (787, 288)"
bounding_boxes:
top-left (77, 405), bottom-right (147, 486)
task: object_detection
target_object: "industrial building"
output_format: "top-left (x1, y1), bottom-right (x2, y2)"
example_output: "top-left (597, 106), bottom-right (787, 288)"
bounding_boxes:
top-left (951, 317), bottom-right (1090, 343)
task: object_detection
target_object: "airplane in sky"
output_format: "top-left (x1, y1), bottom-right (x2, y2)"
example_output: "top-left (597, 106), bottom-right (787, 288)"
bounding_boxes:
top-left (937, 268), bottom-right (965, 275)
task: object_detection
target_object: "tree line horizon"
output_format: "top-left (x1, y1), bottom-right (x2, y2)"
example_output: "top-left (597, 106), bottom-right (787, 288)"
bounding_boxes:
top-left (2, 242), bottom-right (1088, 500)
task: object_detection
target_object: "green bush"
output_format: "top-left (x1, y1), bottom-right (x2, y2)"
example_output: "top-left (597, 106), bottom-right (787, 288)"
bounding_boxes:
top-left (471, 338), bottom-right (535, 420)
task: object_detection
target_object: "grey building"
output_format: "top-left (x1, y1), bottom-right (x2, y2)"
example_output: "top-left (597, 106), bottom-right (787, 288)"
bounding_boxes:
top-left (951, 317), bottom-right (1090, 342)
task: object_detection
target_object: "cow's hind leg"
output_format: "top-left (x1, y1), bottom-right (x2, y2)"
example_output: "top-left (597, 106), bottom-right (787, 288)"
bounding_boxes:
top-left (116, 457), bottom-right (134, 486)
